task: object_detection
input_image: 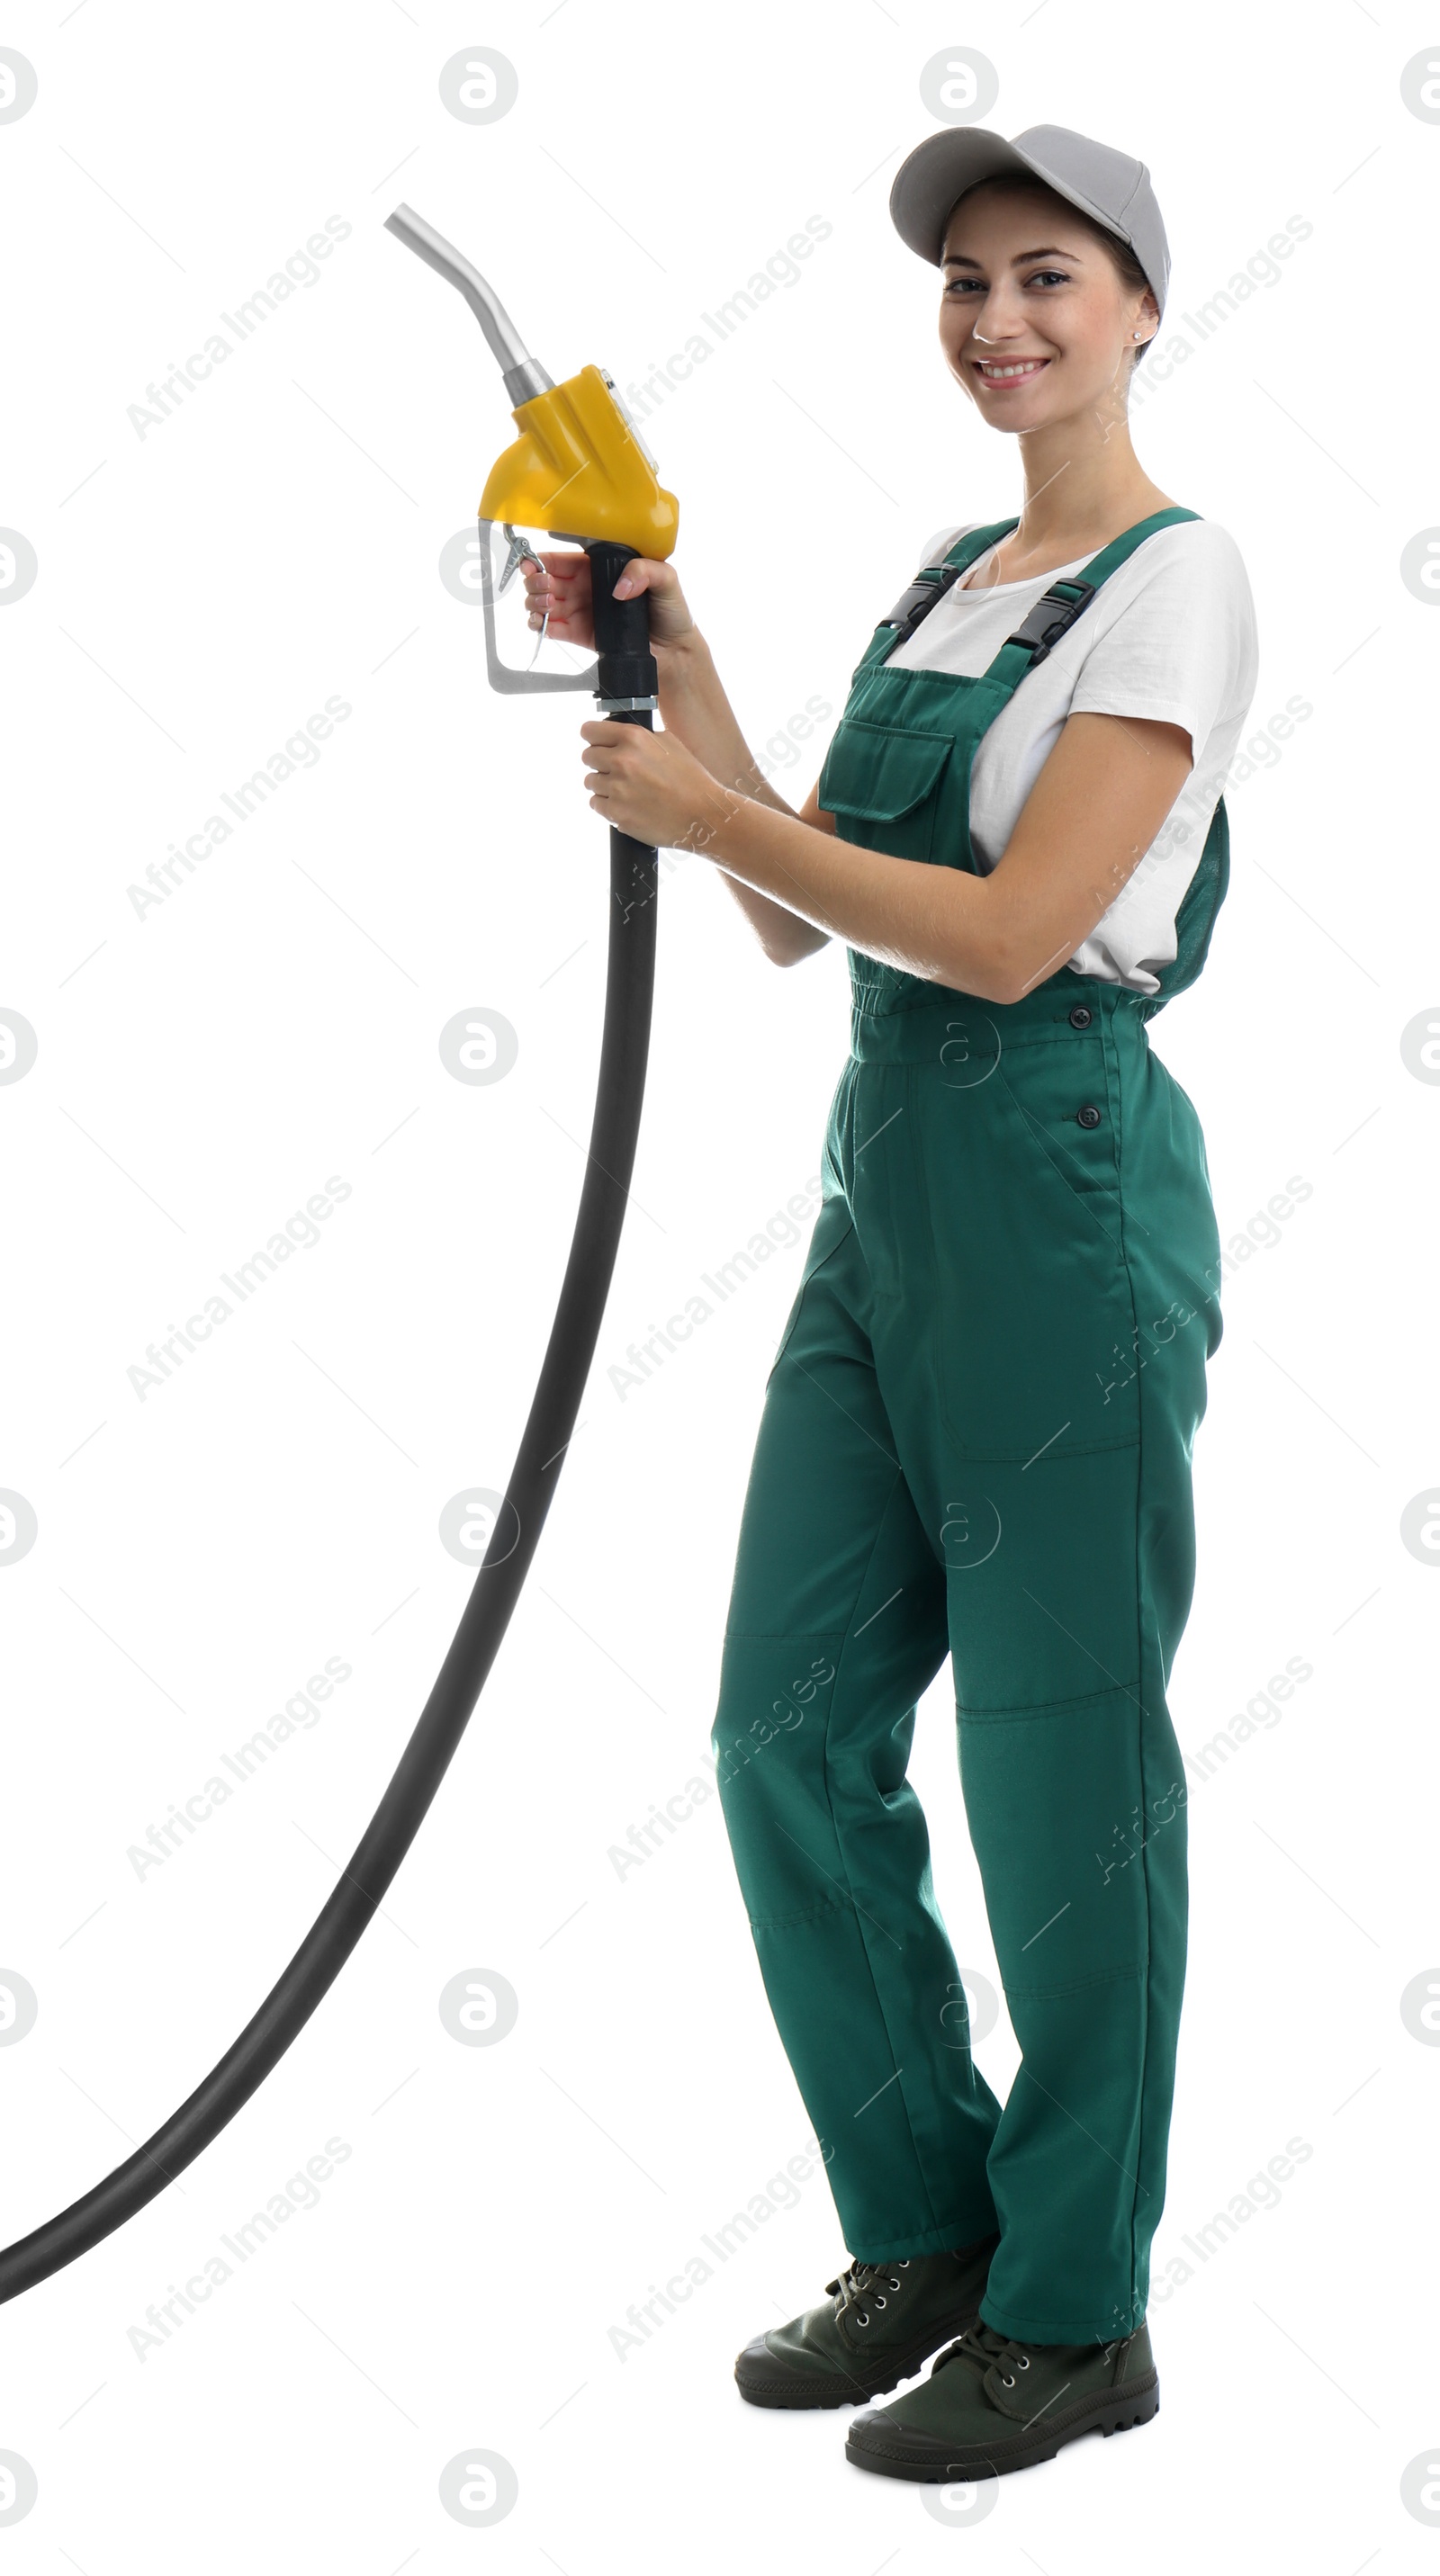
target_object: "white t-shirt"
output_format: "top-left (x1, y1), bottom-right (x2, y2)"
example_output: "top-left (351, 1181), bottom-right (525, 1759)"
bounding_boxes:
top-left (881, 516), bottom-right (1259, 993)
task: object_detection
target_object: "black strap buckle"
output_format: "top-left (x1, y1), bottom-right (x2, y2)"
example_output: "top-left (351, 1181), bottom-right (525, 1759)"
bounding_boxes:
top-left (1003, 577), bottom-right (1096, 668)
top-left (879, 560), bottom-right (968, 641)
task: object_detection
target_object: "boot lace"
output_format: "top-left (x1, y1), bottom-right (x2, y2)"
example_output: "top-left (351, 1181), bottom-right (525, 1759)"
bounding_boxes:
top-left (931, 2316), bottom-right (1034, 2388)
top-left (827, 2257), bottom-right (910, 2328)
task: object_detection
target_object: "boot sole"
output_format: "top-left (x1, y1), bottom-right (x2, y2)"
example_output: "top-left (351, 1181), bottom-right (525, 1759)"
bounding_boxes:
top-left (844, 2374), bottom-right (1159, 2476)
top-left (735, 2296), bottom-right (989, 2412)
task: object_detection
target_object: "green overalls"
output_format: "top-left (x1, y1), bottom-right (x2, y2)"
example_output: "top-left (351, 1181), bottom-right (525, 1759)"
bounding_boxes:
top-left (709, 508), bottom-right (1229, 2346)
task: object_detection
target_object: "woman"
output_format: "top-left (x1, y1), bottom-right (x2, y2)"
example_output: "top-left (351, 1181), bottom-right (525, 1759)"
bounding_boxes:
top-left (525, 121), bottom-right (1258, 2484)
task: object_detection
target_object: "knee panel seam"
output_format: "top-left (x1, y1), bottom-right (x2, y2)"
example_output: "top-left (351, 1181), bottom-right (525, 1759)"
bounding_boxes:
top-left (1004, 1960), bottom-right (1147, 2002)
top-left (957, 1682), bottom-right (1144, 1725)
top-left (747, 1893), bottom-right (853, 1934)
top-left (723, 1628), bottom-right (854, 1644)
top-left (940, 1432), bottom-right (1142, 1464)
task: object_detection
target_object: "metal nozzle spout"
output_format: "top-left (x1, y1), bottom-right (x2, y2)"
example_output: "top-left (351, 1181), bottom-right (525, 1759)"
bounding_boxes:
top-left (384, 202), bottom-right (554, 407)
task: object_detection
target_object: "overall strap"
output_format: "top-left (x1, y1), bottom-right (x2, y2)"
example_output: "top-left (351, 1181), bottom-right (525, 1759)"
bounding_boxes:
top-left (980, 505), bottom-right (1202, 688)
top-left (872, 517), bottom-right (1019, 656)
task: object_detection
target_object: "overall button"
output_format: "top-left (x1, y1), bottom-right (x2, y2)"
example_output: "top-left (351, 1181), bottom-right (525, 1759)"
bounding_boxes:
top-left (1068, 1004), bottom-right (1093, 1028)
top-left (1076, 1103), bottom-right (1102, 1128)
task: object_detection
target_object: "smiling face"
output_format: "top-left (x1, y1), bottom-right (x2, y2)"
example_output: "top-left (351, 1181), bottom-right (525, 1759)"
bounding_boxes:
top-left (939, 176), bottom-right (1159, 429)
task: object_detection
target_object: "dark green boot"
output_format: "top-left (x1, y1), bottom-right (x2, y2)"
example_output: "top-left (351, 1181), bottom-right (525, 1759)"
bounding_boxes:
top-left (845, 2314), bottom-right (1159, 2478)
top-left (734, 2234), bottom-right (999, 2410)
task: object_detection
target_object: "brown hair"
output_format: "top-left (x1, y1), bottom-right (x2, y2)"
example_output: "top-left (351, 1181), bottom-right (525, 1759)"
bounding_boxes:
top-left (946, 172), bottom-right (1156, 368)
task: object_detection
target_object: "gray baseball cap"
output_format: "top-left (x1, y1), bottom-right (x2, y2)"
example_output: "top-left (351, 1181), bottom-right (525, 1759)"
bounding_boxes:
top-left (889, 121), bottom-right (1170, 324)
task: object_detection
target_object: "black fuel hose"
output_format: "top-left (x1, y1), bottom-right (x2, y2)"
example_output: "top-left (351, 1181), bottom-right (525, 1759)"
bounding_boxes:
top-left (0, 543), bottom-right (657, 2303)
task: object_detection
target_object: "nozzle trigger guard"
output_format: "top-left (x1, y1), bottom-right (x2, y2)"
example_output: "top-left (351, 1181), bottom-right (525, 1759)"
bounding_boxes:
top-left (479, 518), bottom-right (599, 696)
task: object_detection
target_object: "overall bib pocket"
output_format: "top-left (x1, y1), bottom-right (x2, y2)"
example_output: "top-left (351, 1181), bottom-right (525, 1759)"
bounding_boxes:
top-left (817, 719), bottom-right (955, 866)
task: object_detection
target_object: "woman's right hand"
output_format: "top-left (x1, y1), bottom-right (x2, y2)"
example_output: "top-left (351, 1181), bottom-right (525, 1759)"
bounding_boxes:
top-left (520, 551), bottom-right (698, 659)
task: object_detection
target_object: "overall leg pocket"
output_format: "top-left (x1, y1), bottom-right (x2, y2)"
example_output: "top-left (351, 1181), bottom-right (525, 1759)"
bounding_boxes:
top-left (1130, 1048), bottom-right (1226, 1361)
top-left (766, 1190), bottom-right (856, 1387)
top-left (911, 1045), bottom-right (1141, 1461)
top-left (763, 1061), bottom-right (858, 1387)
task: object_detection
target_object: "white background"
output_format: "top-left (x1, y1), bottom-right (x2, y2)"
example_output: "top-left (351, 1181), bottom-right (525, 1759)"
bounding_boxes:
top-left (2, 1), bottom-right (1436, 2565)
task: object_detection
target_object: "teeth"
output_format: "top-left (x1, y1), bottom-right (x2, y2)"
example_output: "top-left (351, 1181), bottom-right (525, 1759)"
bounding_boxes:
top-left (978, 361), bottom-right (1043, 378)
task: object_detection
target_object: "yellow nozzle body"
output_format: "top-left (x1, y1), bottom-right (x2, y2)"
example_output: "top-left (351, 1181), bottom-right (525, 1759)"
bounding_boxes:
top-left (480, 364), bottom-right (680, 558)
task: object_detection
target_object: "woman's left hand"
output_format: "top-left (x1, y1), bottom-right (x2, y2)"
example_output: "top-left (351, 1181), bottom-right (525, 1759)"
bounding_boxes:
top-left (580, 720), bottom-right (730, 854)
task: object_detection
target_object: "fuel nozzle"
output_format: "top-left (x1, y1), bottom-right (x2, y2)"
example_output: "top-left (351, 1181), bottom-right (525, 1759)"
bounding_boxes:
top-left (385, 201), bottom-right (678, 561)
top-left (385, 202), bottom-right (677, 706)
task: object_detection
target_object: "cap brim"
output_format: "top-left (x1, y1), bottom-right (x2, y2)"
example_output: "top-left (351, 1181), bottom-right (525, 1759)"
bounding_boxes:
top-left (889, 127), bottom-right (1130, 267)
